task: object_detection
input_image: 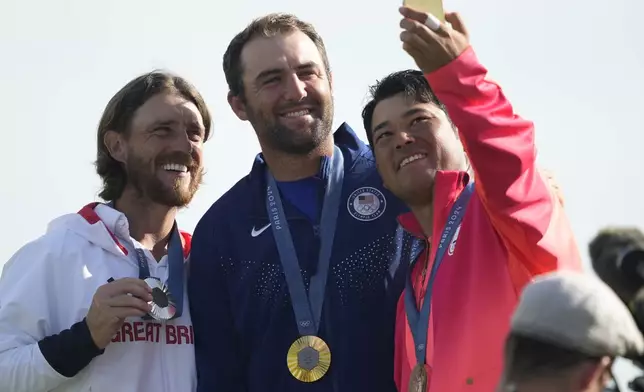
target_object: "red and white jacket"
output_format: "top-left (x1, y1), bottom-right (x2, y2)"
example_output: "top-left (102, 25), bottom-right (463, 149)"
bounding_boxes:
top-left (0, 203), bottom-right (195, 392)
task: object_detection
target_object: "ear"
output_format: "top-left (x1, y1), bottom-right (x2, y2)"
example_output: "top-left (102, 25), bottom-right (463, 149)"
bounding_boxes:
top-left (575, 357), bottom-right (613, 390)
top-left (103, 130), bottom-right (127, 164)
top-left (227, 91), bottom-right (249, 121)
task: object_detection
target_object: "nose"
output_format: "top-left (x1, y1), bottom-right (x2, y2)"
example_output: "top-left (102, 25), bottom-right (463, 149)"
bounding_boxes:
top-left (283, 74), bottom-right (307, 102)
top-left (175, 130), bottom-right (192, 153)
top-left (394, 131), bottom-right (415, 150)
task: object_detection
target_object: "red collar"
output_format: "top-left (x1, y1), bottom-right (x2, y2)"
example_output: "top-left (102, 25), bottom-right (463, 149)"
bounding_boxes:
top-left (77, 202), bottom-right (191, 258)
top-left (396, 171), bottom-right (470, 239)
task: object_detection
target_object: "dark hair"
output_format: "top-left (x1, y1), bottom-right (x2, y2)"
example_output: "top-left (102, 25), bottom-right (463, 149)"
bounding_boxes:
top-left (589, 227), bottom-right (644, 303)
top-left (502, 333), bottom-right (603, 384)
top-left (222, 13), bottom-right (331, 99)
top-left (95, 70), bottom-right (212, 201)
top-left (361, 69), bottom-right (450, 146)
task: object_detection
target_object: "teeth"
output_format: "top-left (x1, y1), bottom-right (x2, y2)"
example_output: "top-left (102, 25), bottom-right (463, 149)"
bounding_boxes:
top-left (162, 163), bottom-right (188, 172)
top-left (399, 154), bottom-right (426, 169)
top-left (282, 109), bottom-right (310, 117)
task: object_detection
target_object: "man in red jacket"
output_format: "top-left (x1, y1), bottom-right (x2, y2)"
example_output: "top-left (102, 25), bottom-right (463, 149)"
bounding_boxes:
top-left (361, 7), bottom-right (583, 392)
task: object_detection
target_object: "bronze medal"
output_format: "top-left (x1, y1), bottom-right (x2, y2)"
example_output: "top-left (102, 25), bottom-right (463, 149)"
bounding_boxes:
top-left (408, 363), bottom-right (428, 392)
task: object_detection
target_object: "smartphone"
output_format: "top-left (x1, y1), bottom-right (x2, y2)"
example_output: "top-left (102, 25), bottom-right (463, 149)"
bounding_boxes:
top-left (403, 0), bottom-right (445, 21)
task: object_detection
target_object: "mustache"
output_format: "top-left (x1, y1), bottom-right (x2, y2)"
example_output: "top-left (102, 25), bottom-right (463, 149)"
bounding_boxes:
top-left (276, 99), bottom-right (319, 112)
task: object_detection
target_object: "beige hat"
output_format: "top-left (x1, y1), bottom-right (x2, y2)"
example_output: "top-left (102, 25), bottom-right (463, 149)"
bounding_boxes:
top-left (511, 270), bottom-right (644, 358)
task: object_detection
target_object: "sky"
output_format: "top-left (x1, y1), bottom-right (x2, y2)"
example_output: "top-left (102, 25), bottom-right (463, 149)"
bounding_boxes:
top-left (1, 0), bottom-right (643, 388)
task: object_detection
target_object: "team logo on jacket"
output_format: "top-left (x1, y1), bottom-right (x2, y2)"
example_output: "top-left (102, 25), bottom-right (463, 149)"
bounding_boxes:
top-left (448, 223), bottom-right (462, 256)
top-left (347, 187), bottom-right (386, 221)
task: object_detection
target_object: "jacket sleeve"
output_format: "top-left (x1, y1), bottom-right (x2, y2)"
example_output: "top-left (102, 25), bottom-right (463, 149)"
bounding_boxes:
top-left (0, 237), bottom-right (74, 392)
top-left (188, 215), bottom-right (246, 392)
top-left (425, 47), bottom-right (582, 287)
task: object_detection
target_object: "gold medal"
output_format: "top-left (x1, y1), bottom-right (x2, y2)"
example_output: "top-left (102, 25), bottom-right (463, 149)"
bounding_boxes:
top-left (286, 335), bottom-right (331, 382)
top-left (408, 363), bottom-right (428, 392)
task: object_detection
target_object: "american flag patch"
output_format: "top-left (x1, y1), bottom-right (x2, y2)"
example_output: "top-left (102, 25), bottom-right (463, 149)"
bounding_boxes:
top-left (358, 194), bottom-right (374, 204)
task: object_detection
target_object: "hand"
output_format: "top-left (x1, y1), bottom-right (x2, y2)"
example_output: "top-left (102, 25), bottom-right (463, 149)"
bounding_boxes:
top-left (85, 278), bottom-right (153, 349)
top-left (399, 6), bottom-right (470, 74)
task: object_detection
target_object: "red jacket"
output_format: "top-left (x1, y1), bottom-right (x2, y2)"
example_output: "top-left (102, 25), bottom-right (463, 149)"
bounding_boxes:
top-left (393, 47), bottom-right (582, 392)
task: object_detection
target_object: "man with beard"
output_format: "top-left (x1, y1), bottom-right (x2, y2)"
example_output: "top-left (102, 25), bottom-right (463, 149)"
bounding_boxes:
top-left (0, 71), bottom-right (211, 392)
top-left (188, 13), bottom-right (412, 392)
top-left (361, 7), bottom-right (582, 392)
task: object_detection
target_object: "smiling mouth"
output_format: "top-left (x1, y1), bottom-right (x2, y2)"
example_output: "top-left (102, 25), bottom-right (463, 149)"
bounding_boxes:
top-left (279, 108), bottom-right (313, 118)
top-left (399, 153), bottom-right (427, 170)
top-left (161, 163), bottom-right (189, 174)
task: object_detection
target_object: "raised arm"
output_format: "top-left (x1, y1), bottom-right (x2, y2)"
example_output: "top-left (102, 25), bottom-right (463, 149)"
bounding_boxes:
top-left (399, 7), bottom-right (581, 282)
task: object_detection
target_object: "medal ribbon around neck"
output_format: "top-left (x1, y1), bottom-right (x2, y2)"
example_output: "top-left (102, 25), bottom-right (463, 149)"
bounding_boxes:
top-left (265, 145), bottom-right (344, 382)
top-left (107, 202), bottom-right (185, 321)
top-left (404, 182), bottom-right (474, 366)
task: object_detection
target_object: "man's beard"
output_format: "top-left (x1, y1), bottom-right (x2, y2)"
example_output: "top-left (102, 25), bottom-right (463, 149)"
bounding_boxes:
top-left (248, 99), bottom-right (334, 155)
top-left (124, 150), bottom-right (202, 207)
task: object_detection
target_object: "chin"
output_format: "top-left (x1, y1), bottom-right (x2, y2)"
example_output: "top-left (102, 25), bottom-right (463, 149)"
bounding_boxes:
top-left (149, 183), bottom-right (198, 207)
top-left (394, 177), bottom-right (435, 205)
top-left (267, 118), bottom-right (331, 154)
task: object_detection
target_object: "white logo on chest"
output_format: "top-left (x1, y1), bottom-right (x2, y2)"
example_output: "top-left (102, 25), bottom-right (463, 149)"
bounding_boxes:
top-left (448, 223), bottom-right (462, 256)
top-left (347, 187), bottom-right (387, 222)
top-left (251, 223), bottom-right (271, 237)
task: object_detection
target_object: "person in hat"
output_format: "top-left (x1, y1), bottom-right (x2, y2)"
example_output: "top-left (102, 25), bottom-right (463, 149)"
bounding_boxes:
top-left (498, 270), bottom-right (644, 392)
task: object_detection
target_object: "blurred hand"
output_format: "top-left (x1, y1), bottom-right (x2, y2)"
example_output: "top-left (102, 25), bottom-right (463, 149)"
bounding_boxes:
top-left (539, 168), bottom-right (565, 207)
top-left (85, 277), bottom-right (152, 349)
top-left (399, 6), bottom-right (470, 74)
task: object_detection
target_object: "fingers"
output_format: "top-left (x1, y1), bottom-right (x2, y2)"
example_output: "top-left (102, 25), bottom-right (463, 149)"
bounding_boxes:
top-left (399, 6), bottom-right (446, 32)
top-left (112, 307), bottom-right (149, 320)
top-left (400, 30), bottom-right (430, 55)
top-left (399, 6), bottom-right (428, 24)
top-left (402, 42), bottom-right (425, 66)
top-left (99, 278), bottom-right (153, 301)
top-left (106, 294), bottom-right (152, 314)
top-left (445, 12), bottom-right (468, 39)
top-left (424, 13), bottom-right (442, 32)
top-left (399, 18), bottom-right (440, 50)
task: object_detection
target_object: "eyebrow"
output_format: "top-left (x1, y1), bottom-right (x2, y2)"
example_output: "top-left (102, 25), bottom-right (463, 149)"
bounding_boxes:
top-left (254, 61), bottom-right (320, 83)
top-left (148, 119), bottom-right (203, 131)
top-left (148, 120), bottom-right (177, 130)
top-left (372, 107), bottom-right (428, 134)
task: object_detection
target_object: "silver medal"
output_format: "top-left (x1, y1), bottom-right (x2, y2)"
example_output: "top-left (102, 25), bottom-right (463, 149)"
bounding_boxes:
top-left (144, 277), bottom-right (177, 321)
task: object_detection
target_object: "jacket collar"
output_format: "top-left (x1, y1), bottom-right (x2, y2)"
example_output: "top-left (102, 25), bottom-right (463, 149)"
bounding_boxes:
top-left (397, 171), bottom-right (471, 239)
top-left (248, 122), bottom-right (364, 219)
top-left (77, 202), bottom-right (192, 258)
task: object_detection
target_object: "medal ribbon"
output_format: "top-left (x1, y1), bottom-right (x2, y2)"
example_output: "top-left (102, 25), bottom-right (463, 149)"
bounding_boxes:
top-left (265, 145), bottom-right (344, 336)
top-left (106, 201), bottom-right (185, 320)
top-left (405, 182), bottom-right (474, 365)
top-left (133, 223), bottom-right (185, 319)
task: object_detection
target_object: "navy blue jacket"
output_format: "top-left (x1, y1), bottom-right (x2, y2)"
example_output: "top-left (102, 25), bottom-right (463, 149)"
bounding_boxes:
top-left (188, 124), bottom-right (417, 392)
